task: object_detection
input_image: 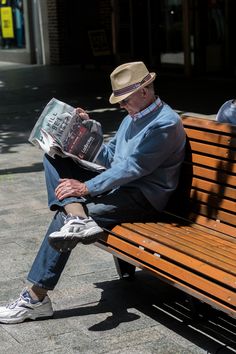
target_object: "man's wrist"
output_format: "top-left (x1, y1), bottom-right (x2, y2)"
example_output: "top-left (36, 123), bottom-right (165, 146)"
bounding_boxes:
top-left (83, 183), bottom-right (89, 196)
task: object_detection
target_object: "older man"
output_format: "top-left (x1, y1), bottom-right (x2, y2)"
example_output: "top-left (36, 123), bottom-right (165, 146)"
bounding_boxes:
top-left (0, 61), bottom-right (186, 323)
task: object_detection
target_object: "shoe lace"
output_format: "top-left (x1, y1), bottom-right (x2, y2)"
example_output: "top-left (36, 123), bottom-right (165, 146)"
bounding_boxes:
top-left (7, 296), bottom-right (22, 309)
top-left (6, 289), bottom-right (31, 309)
top-left (64, 214), bottom-right (85, 225)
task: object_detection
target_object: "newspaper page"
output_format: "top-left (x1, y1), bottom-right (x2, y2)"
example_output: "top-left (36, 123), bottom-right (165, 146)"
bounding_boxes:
top-left (29, 98), bottom-right (75, 145)
top-left (29, 98), bottom-right (105, 171)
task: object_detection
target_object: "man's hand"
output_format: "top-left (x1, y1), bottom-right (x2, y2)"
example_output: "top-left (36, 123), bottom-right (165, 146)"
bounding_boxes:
top-left (76, 107), bottom-right (90, 120)
top-left (55, 179), bottom-right (89, 200)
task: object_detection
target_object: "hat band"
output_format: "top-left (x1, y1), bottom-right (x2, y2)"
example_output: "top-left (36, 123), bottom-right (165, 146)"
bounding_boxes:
top-left (113, 73), bottom-right (152, 97)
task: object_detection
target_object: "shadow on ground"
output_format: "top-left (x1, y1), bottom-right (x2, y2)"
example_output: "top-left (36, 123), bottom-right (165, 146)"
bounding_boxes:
top-left (53, 271), bottom-right (236, 354)
top-left (0, 162), bottom-right (43, 175)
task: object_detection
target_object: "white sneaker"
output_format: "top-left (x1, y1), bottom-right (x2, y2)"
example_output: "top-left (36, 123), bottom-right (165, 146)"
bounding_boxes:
top-left (0, 289), bottom-right (53, 324)
top-left (48, 216), bottom-right (104, 252)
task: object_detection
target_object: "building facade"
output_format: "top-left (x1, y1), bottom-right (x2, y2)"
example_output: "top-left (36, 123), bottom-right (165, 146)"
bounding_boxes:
top-left (0, 0), bottom-right (235, 77)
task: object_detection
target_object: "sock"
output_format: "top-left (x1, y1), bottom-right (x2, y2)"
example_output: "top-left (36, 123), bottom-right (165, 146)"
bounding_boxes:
top-left (29, 286), bottom-right (47, 302)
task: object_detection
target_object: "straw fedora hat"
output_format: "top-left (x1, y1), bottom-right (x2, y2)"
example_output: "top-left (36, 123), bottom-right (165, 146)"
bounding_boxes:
top-left (109, 61), bottom-right (156, 104)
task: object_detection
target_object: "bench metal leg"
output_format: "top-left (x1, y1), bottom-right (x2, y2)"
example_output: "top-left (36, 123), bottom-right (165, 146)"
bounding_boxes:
top-left (113, 256), bottom-right (136, 280)
top-left (187, 296), bottom-right (217, 321)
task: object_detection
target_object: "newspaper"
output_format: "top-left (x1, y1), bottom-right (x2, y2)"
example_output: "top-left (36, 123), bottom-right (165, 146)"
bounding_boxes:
top-left (29, 98), bottom-right (105, 171)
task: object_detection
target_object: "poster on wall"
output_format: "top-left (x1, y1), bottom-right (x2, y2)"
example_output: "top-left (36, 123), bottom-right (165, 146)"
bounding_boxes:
top-left (0, 6), bottom-right (14, 38)
top-left (88, 30), bottom-right (111, 56)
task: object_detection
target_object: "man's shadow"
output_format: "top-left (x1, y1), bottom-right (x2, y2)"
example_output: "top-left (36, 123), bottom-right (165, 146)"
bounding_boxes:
top-left (52, 270), bottom-right (236, 352)
top-left (53, 276), bottom-right (141, 331)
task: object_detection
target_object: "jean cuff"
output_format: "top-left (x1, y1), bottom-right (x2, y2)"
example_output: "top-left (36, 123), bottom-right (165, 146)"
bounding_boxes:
top-left (49, 197), bottom-right (85, 211)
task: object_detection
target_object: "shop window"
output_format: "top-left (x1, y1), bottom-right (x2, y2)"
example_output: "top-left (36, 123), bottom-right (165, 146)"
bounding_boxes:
top-left (0, 0), bottom-right (25, 49)
top-left (159, 0), bottom-right (184, 65)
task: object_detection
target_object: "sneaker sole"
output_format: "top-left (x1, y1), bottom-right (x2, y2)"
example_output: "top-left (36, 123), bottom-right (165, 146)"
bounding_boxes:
top-left (48, 228), bottom-right (104, 252)
top-left (0, 312), bottom-right (53, 324)
top-left (81, 229), bottom-right (104, 245)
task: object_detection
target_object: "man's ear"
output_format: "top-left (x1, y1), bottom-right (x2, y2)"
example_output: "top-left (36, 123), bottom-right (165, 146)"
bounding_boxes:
top-left (141, 87), bottom-right (147, 97)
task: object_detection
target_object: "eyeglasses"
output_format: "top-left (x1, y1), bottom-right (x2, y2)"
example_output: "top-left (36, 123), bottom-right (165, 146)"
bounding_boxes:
top-left (119, 88), bottom-right (144, 105)
top-left (119, 97), bottom-right (130, 105)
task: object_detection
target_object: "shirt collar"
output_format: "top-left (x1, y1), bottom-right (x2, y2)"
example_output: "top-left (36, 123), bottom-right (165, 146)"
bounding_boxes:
top-left (131, 96), bottom-right (163, 121)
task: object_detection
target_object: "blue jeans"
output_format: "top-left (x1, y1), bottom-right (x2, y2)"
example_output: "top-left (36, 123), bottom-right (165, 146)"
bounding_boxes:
top-left (27, 155), bottom-right (158, 290)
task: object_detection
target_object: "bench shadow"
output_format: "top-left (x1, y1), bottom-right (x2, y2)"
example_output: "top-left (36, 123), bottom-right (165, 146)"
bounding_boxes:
top-left (53, 271), bottom-right (236, 353)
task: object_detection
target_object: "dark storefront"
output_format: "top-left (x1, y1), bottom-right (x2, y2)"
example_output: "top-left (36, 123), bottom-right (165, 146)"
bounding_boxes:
top-left (112, 0), bottom-right (236, 76)
top-left (0, 0), bottom-right (235, 78)
top-left (58, 0), bottom-right (235, 76)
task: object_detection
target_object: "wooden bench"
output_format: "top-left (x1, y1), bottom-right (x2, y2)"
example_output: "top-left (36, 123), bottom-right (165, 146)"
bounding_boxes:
top-left (96, 116), bottom-right (236, 319)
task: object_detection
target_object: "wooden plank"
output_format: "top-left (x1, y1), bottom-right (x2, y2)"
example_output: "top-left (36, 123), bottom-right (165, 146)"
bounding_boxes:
top-left (120, 223), bottom-right (236, 272)
top-left (164, 208), bottom-right (236, 239)
top-left (189, 178), bottom-right (236, 200)
top-left (189, 190), bottom-right (236, 213)
top-left (188, 154), bottom-right (236, 174)
top-left (162, 211), bottom-right (236, 242)
top-left (105, 232), bottom-right (236, 306)
top-left (191, 165), bottom-right (236, 186)
top-left (144, 222), bottom-right (236, 258)
top-left (112, 224), bottom-right (236, 274)
top-left (190, 165), bottom-right (236, 187)
top-left (182, 116), bottom-right (236, 136)
top-left (184, 213), bottom-right (236, 238)
top-left (184, 127), bottom-right (236, 148)
top-left (109, 229), bottom-right (236, 292)
top-left (181, 218), bottom-right (236, 242)
top-left (190, 203), bottom-right (236, 227)
top-left (96, 240), bottom-right (236, 318)
top-left (189, 141), bottom-right (236, 160)
top-left (155, 221), bottom-right (236, 251)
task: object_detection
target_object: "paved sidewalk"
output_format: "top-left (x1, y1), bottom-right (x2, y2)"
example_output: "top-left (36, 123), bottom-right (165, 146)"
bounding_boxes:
top-left (0, 63), bottom-right (236, 354)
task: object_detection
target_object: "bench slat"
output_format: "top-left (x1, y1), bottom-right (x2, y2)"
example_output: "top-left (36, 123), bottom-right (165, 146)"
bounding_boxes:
top-left (97, 240), bottom-right (236, 318)
top-left (181, 213), bottom-right (236, 238)
top-left (156, 221), bottom-right (236, 251)
top-left (184, 127), bottom-right (236, 148)
top-left (189, 203), bottom-right (236, 227)
top-left (190, 178), bottom-right (236, 200)
top-left (109, 225), bottom-right (236, 289)
top-left (163, 212), bottom-right (236, 241)
top-left (189, 154), bottom-right (236, 174)
top-left (104, 231), bottom-right (236, 308)
top-left (163, 211), bottom-right (236, 243)
top-left (189, 190), bottom-right (235, 212)
top-left (182, 116), bottom-right (236, 136)
top-left (190, 165), bottom-right (236, 187)
top-left (188, 141), bottom-right (236, 161)
top-left (147, 222), bottom-right (236, 259)
top-left (122, 223), bottom-right (236, 273)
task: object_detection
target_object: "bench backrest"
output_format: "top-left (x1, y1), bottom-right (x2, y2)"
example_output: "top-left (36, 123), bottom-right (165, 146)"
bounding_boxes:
top-left (167, 116), bottom-right (236, 238)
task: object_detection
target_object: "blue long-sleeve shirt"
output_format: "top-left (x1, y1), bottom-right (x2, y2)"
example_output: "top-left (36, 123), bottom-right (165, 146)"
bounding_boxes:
top-left (85, 101), bottom-right (186, 211)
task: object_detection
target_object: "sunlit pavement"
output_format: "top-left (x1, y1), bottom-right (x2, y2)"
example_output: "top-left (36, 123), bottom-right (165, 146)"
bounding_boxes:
top-left (0, 63), bottom-right (235, 354)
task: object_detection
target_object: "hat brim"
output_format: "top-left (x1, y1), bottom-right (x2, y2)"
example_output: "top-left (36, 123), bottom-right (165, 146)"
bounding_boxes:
top-left (109, 72), bottom-right (156, 104)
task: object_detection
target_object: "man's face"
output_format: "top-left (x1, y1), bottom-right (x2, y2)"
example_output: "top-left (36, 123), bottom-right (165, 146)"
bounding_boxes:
top-left (119, 88), bottom-right (146, 116)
